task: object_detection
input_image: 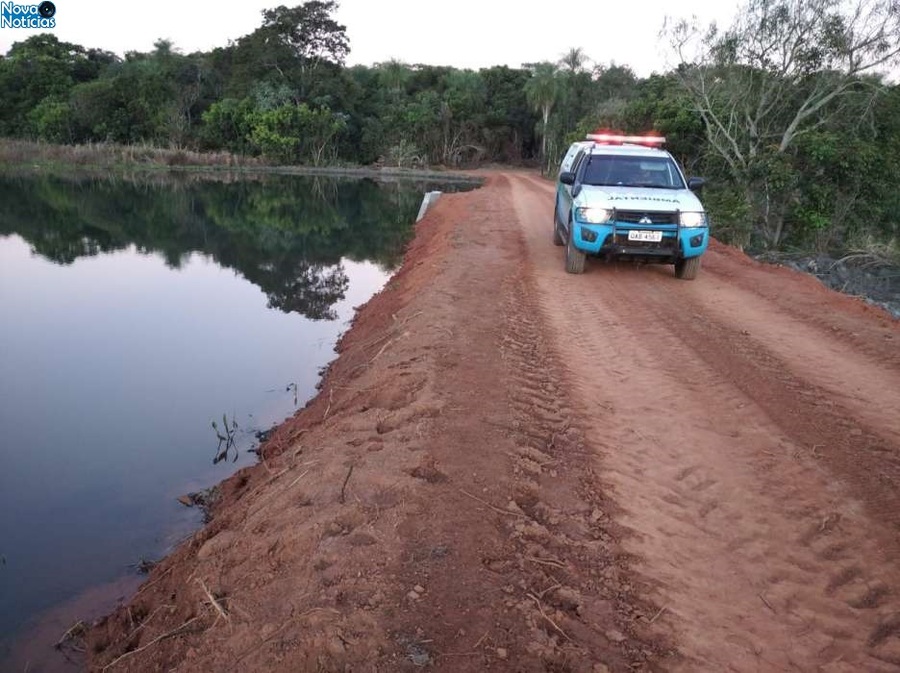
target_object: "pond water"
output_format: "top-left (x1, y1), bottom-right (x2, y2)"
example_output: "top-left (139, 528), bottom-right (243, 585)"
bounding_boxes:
top-left (0, 171), bottom-right (477, 667)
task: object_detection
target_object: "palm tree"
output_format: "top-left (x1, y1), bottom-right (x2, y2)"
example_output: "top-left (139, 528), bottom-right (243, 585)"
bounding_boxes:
top-left (559, 47), bottom-right (589, 74)
top-left (524, 62), bottom-right (559, 173)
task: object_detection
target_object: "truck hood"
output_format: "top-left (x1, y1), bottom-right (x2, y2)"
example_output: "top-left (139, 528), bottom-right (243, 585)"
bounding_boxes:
top-left (576, 186), bottom-right (704, 212)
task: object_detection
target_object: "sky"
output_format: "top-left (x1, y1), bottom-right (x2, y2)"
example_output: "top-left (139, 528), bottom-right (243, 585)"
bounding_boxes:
top-left (0, 0), bottom-right (737, 75)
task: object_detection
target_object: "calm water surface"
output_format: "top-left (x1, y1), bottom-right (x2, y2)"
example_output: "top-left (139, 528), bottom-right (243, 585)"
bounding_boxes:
top-left (0, 171), bottom-right (476, 666)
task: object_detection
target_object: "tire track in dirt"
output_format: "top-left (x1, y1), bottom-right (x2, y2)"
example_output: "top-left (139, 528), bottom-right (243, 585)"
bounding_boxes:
top-left (391, 175), bottom-right (675, 672)
top-left (508, 173), bottom-right (900, 671)
top-left (496, 264), bottom-right (676, 671)
top-left (299, 176), bottom-right (675, 672)
top-left (620, 269), bottom-right (900, 535)
top-left (675, 271), bottom-right (900, 446)
top-left (700, 241), bottom-right (900, 368)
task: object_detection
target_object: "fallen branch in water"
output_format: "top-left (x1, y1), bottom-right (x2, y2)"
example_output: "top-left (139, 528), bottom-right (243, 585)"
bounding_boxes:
top-left (55, 620), bottom-right (86, 649)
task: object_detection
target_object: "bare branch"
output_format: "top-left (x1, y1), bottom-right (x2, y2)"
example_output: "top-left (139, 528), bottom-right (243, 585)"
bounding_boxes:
top-left (663, 0), bottom-right (896, 246)
top-left (666, 0), bottom-right (895, 160)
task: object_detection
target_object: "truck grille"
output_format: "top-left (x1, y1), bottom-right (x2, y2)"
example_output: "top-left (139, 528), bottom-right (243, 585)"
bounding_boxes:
top-left (615, 210), bottom-right (678, 225)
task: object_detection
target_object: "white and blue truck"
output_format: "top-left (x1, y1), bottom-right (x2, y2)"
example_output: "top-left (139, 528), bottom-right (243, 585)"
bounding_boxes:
top-left (554, 134), bottom-right (709, 279)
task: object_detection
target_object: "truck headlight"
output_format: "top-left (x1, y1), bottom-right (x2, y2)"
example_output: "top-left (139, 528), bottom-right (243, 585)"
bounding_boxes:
top-left (575, 207), bottom-right (612, 224)
top-left (680, 212), bottom-right (708, 227)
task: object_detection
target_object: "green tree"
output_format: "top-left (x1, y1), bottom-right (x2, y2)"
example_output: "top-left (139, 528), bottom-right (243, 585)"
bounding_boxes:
top-left (209, 31), bottom-right (295, 100)
top-left (571, 63), bottom-right (635, 137)
top-left (375, 59), bottom-right (410, 100)
top-left (259, 1), bottom-right (350, 100)
top-left (0, 34), bottom-right (118, 137)
top-left (27, 98), bottom-right (72, 142)
top-left (618, 73), bottom-right (704, 168)
top-left (667, 0), bottom-right (900, 247)
top-left (524, 62), bottom-right (560, 173)
top-left (437, 69), bottom-right (487, 165)
top-left (68, 57), bottom-right (172, 143)
top-left (249, 103), bottom-right (347, 164)
top-left (559, 47), bottom-right (590, 74)
top-left (480, 66), bottom-right (534, 162)
top-left (552, 57), bottom-right (595, 161)
top-left (200, 97), bottom-right (257, 153)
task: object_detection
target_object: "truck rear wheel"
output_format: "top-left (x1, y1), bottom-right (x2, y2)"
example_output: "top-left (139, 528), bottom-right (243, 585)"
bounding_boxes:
top-left (675, 256), bottom-right (701, 280)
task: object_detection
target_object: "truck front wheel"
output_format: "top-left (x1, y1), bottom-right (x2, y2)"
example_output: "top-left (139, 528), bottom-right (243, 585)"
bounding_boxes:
top-left (675, 256), bottom-right (701, 280)
top-left (565, 226), bottom-right (586, 274)
top-left (552, 215), bottom-right (564, 246)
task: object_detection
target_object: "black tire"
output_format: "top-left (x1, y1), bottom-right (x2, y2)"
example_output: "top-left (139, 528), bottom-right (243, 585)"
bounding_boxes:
top-left (675, 255), bottom-right (701, 280)
top-left (565, 225), bottom-right (586, 274)
top-left (552, 217), bottom-right (564, 246)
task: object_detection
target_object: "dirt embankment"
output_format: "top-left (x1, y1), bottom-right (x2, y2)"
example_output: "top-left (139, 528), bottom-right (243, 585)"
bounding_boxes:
top-left (87, 173), bottom-right (900, 672)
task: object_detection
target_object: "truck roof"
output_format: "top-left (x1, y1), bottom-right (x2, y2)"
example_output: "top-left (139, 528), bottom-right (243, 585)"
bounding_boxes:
top-left (586, 143), bottom-right (670, 158)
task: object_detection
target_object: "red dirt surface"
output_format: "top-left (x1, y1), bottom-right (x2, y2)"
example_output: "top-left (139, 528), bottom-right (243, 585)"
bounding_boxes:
top-left (86, 172), bottom-right (900, 672)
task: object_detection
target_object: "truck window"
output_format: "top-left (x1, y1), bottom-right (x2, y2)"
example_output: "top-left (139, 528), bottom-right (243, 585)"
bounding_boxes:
top-left (582, 155), bottom-right (685, 189)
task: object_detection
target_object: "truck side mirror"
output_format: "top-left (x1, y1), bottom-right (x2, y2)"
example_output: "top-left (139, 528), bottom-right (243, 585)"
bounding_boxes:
top-left (687, 177), bottom-right (706, 193)
top-left (559, 171), bottom-right (576, 185)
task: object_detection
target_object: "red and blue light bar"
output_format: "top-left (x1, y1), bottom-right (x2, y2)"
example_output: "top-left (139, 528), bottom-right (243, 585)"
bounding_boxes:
top-left (586, 133), bottom-right (666, 147)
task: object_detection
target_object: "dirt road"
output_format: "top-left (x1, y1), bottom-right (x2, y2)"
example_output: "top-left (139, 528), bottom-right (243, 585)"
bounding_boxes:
top-left (87, 173), bottom-right (900, 672)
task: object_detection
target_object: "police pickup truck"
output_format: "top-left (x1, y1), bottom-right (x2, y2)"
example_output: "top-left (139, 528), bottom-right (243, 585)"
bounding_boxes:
top-left (553, 134), bottom-right (709, 279)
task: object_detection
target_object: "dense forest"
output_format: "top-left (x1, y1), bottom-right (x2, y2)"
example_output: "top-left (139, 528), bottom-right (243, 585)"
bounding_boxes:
top-left (2, 0), bottom-right (900, 253)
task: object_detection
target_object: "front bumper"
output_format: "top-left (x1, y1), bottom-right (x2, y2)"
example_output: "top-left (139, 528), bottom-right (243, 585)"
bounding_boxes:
top-left (573, 221), bottom-right (708, 259)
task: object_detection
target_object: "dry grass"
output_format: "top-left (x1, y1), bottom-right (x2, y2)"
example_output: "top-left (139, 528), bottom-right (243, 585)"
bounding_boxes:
top-left (844, 233), bottom-right (900, 267)
top-left (0, 139), bottom-right (484, 187)
top-left (0, 138), bottom-right (265, 169)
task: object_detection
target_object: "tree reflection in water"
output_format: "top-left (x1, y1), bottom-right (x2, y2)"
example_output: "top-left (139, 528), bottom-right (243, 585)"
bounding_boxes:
top-left (0, 172), bottom-right (475, 321)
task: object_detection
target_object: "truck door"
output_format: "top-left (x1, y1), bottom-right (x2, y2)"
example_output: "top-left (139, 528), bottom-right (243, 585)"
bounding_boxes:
top-left (559, 150), bottom-right (586, 235)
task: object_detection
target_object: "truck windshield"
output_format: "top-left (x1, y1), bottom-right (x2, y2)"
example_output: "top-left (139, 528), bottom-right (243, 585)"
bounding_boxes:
top-left (581, 155), bottom-right (685, 189)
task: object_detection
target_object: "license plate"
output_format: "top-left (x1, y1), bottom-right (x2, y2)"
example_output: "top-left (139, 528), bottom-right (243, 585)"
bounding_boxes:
top-left (628, 230), bottom-right (663, 242)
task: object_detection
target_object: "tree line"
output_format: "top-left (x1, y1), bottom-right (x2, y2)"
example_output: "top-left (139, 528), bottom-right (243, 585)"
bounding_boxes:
top-left (2, 0), bottom-right (899, 253)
